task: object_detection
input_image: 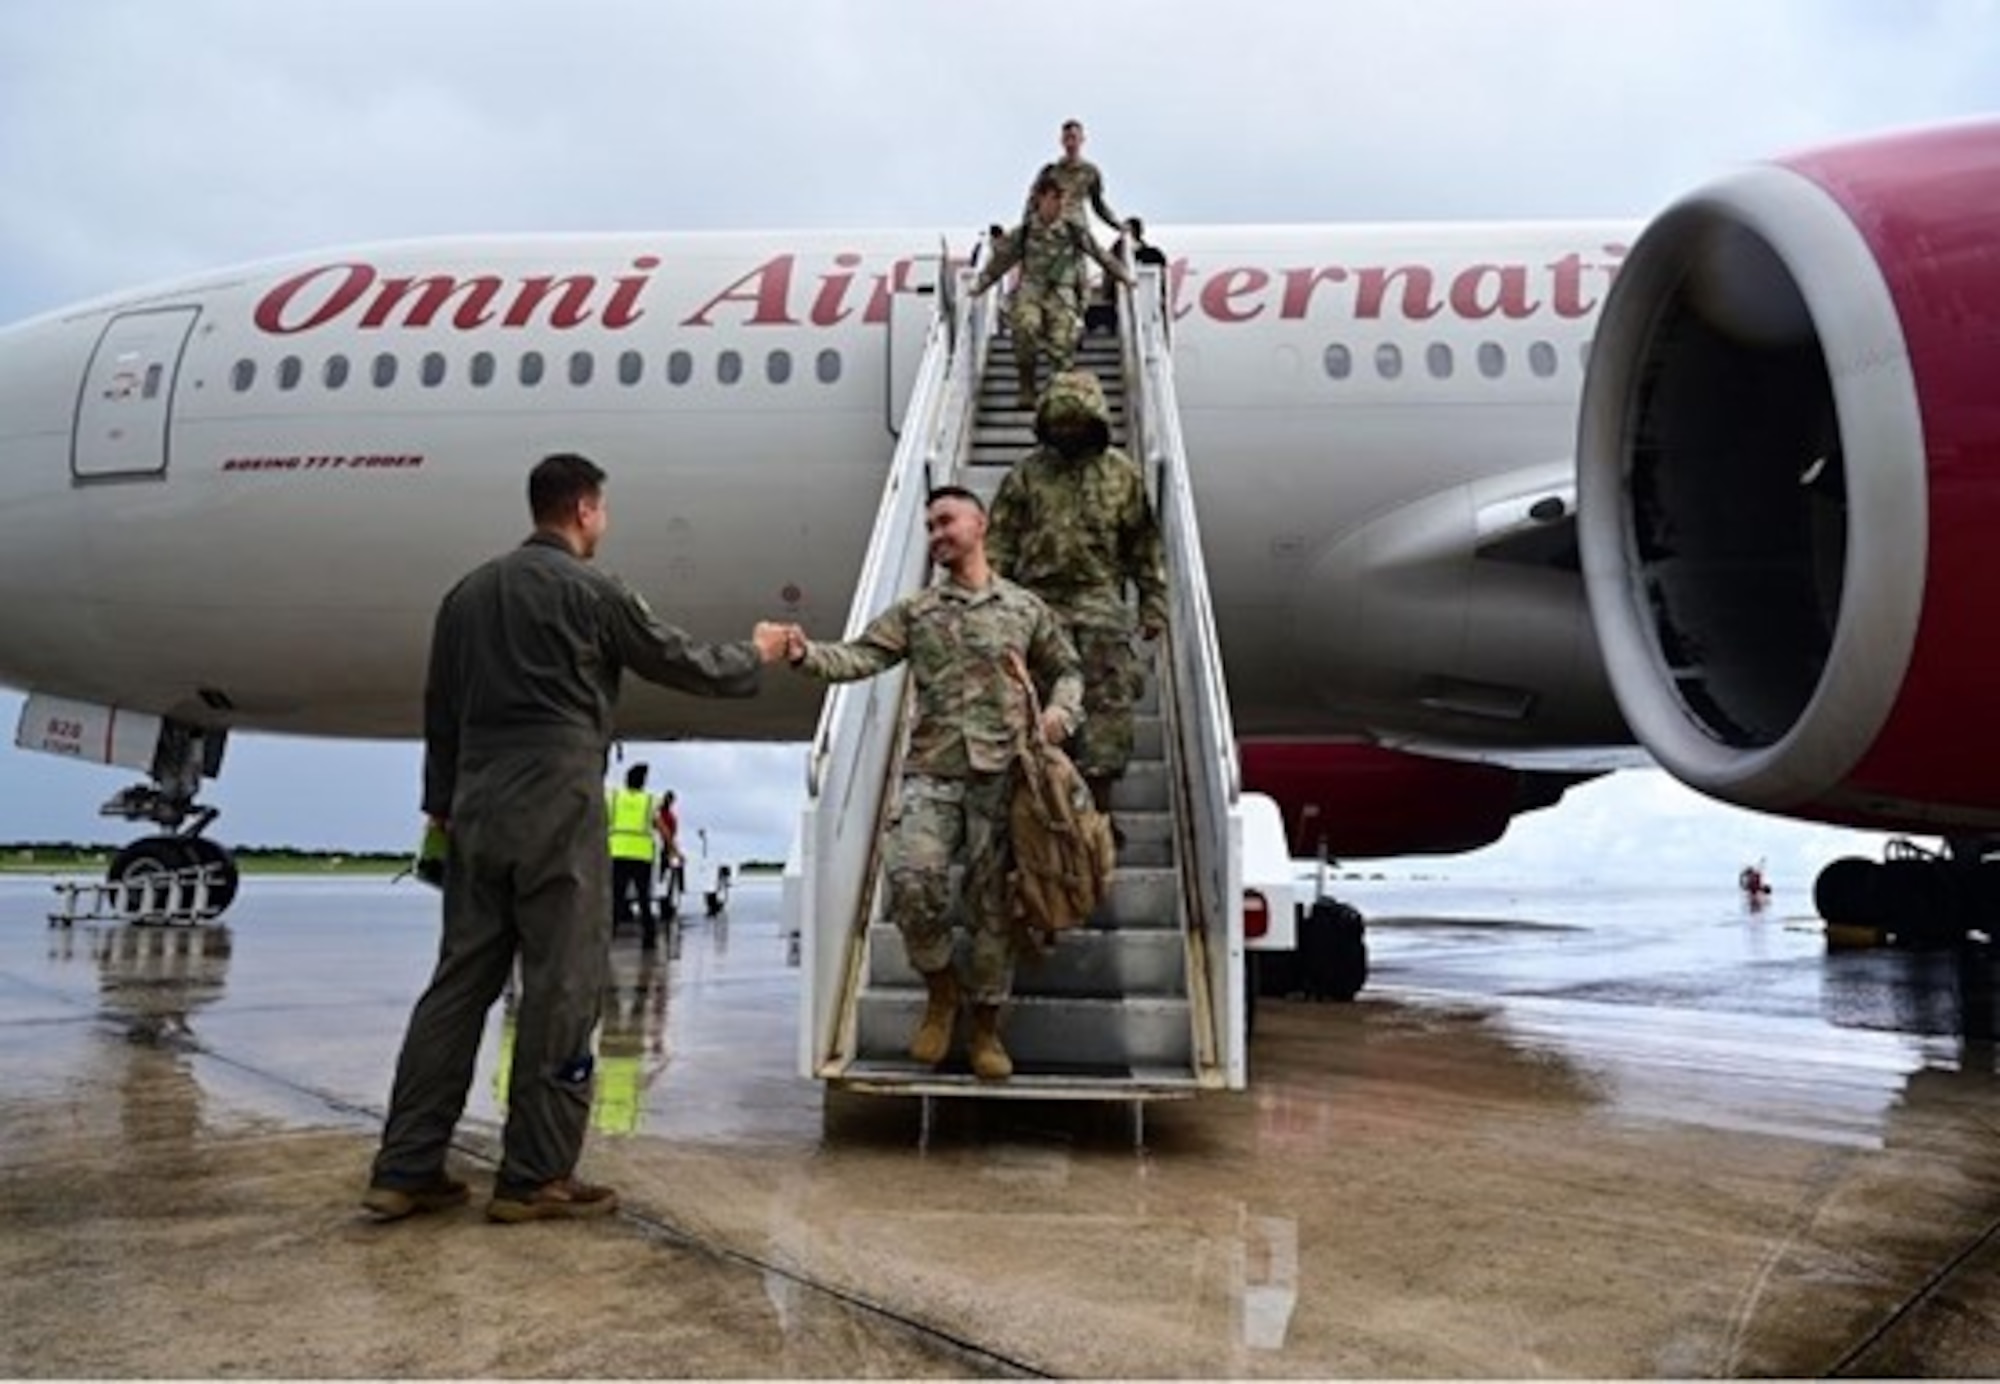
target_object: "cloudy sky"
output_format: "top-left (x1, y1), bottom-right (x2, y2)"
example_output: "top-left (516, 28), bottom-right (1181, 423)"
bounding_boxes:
top-left (2, 0), bottom-right (1995, 882)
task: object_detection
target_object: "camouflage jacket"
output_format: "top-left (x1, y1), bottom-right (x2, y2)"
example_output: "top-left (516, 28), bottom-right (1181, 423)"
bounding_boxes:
top-left (795, 575), bottom-right (1083, 777)
top-left (971, 214), bottom-right (1123, 304)
top-left (1031, 156), bottom-right (1118, 231)
top-left (988, 373), bottom-right (1170, 633)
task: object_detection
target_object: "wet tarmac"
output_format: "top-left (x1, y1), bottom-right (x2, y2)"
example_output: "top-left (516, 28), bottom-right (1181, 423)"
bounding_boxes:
top-left (6, 871), bottom-right (2000, 1376)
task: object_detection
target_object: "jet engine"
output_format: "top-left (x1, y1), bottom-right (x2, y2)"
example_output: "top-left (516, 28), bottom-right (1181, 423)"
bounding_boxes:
top-left (1577, 119), bottom-right (2000, 837)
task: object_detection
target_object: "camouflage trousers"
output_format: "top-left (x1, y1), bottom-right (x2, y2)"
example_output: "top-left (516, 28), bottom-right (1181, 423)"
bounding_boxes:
top-left (885, 772), bottom-right (1016, 1004)
top-left (1066, 621), bottom-right (1144, 781)
top-left (1009, 284), bottom-right (1081, 380)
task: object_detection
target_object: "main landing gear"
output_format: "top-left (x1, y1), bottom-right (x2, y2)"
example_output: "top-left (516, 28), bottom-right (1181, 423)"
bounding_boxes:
top-left (100, 721), bottom-right (239, 921)
top-left (1814, 835), bottom-right (2000, 950)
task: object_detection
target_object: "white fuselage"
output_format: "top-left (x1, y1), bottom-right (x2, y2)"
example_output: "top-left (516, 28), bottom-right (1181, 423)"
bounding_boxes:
top-left (0, 223), bottom-right (1635, 753)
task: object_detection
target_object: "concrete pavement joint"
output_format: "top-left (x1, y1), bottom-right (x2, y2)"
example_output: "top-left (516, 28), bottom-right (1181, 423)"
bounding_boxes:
top-left (1825, 1211), bottom-right (2000, 1376)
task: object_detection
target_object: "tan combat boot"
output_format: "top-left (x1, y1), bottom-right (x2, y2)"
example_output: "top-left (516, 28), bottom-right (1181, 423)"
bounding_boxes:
top-left (969, 1004), bottom-right (1013, 1081)
top-left (910, 967), bottom-right (958, 1066)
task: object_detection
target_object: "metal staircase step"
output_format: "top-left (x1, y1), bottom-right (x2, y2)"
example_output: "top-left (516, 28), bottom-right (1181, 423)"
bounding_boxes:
top-left (830, 1063), bottom-right (1201, 1098)
top-left (1109, 807), bottom-right (1173, 868)
top-left (1099, 865), bottom-right (1178, 925)
top-left (1109, 761), bottom-right (1167, 812)
top-left (854, 991), bottom-right (1192, 1070)
top-left (866, 922), bottom-right (1187, 995)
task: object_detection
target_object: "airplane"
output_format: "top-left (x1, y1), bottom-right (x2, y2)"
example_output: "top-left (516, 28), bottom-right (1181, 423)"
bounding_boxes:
top-left (3, 117), bottom-right (1996, 943)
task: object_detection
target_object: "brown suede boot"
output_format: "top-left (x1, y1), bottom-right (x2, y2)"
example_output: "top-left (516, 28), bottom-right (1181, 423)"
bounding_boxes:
top-left (910, 967), bottom-right (958, 1066)
top-left (969, 1004), bottom-right (1013, 1081)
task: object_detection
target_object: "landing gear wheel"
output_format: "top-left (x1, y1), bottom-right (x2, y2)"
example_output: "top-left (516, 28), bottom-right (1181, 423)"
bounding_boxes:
top-left (182, 837), bottom-right (240, 916)
top-left (107, 837), bottom-right (196, 920)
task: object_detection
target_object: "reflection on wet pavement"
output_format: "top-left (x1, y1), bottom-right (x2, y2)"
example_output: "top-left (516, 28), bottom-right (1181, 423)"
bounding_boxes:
top-left (6, 872), bottom-right (2000, 1374)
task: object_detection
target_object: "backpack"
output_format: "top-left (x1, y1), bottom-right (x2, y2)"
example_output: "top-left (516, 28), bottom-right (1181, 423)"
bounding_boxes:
top-left (1005, 656), bottom-right (1118, 947)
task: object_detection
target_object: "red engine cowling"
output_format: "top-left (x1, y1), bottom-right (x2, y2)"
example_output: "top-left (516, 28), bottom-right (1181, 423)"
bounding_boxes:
top-left (1240, 741), bottom-right (1587, 857)
top-left (1577, 119), bottom-right (2000, 833)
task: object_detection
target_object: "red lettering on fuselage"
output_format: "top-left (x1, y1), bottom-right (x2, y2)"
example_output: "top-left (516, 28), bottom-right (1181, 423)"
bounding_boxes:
top-left (249, 244), bottom-right (1628, 336)
top-left (254, 258), bottom-right (662, 335)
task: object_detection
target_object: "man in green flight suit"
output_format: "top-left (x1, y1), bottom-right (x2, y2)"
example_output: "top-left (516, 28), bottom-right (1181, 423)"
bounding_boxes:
top-left (365, 452), bottom-right (791, 1224)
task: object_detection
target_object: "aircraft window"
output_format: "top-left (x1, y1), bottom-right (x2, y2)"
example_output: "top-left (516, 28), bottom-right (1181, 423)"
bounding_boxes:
top-left (617, 350), bottom-right (643, 385)
top-left (718, 349), bottom-right (743, 385)
top-left (1322, 344), bottom-right (1352, 380)
top-left (1374, 343), bottom-right (1403, 380)
top-left (371, 353), bottom-right (398, 388)
top-left (568, 350), bottom-right (594, 386)
top-left (816, 348), bottom-right (841, 384)
top-left (470, 351), bottom-right (495, 387)
top-left (767, 349), bottom-right (792, 385)
top-left (231, 358), bottom-right (256, 392)
top-left (421, 352), bottom-right (447, 387)
top-left (278, 355), bottom-right (303, 391)
top-left (324, 354), bottom-right (350, 390)
top-left (1477, 342), bottom-right (1506, 379)
top-left (1425, 343), bottom-right (1453, 379)
top-left (519, 351), bottom-right (545, 387)
top-left (143, 363), bottom-right (163, 398)
top-left (668, 350), bottom-right (693, 385)
top-left (1528, 341), bottom-right (1557, 377)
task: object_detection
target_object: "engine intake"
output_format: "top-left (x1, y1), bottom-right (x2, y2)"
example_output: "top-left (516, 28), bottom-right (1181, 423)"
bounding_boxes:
top-left (1578, 121), bottom-right (2000, 830)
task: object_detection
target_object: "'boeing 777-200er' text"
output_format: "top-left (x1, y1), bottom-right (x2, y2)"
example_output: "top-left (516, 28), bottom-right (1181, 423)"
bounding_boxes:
top-left (3, 118), bottom-right (1999, 951)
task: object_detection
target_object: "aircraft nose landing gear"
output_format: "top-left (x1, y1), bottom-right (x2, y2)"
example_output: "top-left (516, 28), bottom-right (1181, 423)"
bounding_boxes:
top-left (103, 820), bottom-right (240, 921)
top-left (98, 722), bottom-right (240, 922)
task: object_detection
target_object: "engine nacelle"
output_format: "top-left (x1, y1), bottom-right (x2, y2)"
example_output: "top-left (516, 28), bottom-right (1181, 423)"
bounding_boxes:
top-left (1240, 740), bottom-right (1588, 858)
top-left (1578, 120), bottom-right (2000, 833)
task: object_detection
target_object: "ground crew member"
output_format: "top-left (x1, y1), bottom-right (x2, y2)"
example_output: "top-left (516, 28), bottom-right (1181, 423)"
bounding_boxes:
top-left (655, 788), bottom-right (684, 910)
top-left (987, 370), bottom-right (1167, 824)
top-left (607, 762), bottom-right (661, 949)
top-left (785, 486), bottom-right (1082, 1081)
top-left (969, 174), bottom-right (1132, 410)
top-left (364, 451), bottom-right (791, 1224)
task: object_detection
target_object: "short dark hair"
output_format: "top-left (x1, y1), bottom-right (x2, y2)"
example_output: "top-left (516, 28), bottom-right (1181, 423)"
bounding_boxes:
top-left (926, 484), bottom-right (985, 514)
top-left (529, 452), bottom-right (606, 524)
top-left (624, 763), bottom-right (649, 789)
top-left (1061, 119), bottom-right (1083, 135)
top-left (1031, 173), bottom-right (1062, 199)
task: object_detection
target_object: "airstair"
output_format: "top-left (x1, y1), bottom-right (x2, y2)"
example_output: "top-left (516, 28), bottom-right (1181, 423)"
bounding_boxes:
top-left (784, 258), bottom-right (1279, 1105)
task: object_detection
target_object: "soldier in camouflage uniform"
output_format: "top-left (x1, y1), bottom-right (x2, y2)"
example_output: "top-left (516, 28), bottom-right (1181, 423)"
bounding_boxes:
top-left (1030, 118), bottom-right (1122, 321)
top-left (969, 174), bottom-right (1132, 410)
top-left (987, 371), bottom-right (1168, 822)
top-left (1031, 118), bottom-right (1121, 239)
top-left (788, 486), bottom-right (1082, 1081)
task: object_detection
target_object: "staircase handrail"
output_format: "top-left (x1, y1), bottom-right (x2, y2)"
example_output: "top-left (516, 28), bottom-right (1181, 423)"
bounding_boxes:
top-left (1124, 263), bottom-right (1251, 1087)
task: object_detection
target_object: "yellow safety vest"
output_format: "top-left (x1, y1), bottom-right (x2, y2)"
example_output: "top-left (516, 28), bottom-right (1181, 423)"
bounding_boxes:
top-left (607, 788), bottom-right (657, 861)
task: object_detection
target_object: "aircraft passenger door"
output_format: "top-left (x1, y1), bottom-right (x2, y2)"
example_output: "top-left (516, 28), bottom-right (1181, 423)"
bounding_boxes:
top-left (72, 306), bottom-right (201, 481)
top-left (885, 254), bottom-right (940, 437)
